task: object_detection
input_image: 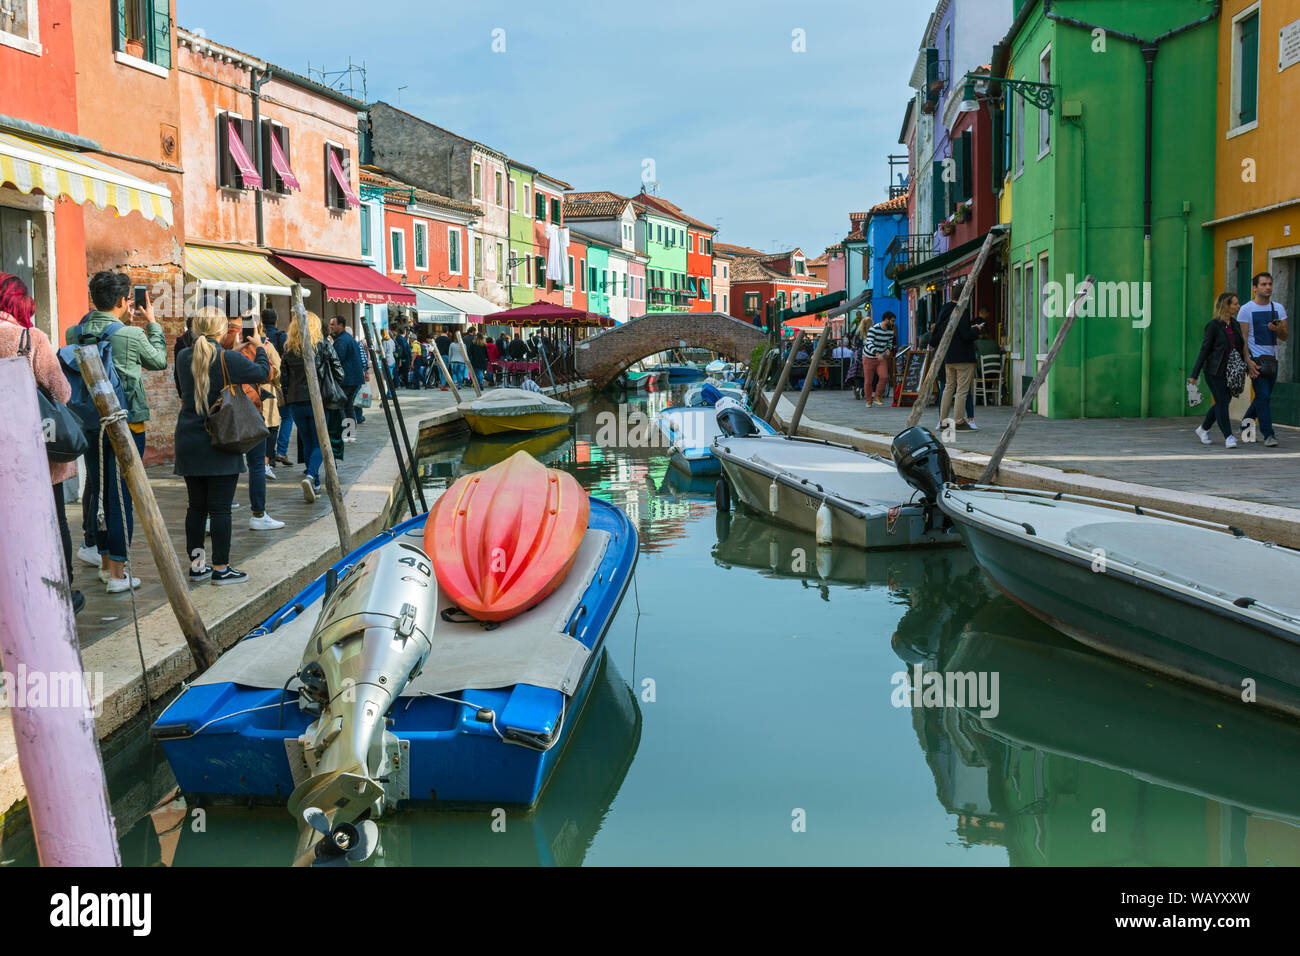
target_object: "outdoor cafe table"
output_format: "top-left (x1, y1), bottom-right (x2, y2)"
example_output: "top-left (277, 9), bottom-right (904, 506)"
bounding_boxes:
top-left (491, 359), bottom-right (542, 385)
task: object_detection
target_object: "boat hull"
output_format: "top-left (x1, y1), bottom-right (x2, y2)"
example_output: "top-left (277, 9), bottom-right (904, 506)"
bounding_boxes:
top-left (462, 409), bottom-right (572, 435)
top-left (943, 493), bottom-right (1300, 719)
top-left (152, 498), bottom-right (638, 808)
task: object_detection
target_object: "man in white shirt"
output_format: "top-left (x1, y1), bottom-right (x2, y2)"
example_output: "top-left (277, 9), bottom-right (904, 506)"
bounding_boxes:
top-left (1238, 271), bottom-right (1288, 447)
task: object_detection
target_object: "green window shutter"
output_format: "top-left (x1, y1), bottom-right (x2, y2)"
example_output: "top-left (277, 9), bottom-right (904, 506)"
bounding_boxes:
top-left (1003, 86), bottom-right (1013, 174)
top-left (152, 1), bottom-right (171, 69)
top-left (931, 161), bottom-right (946, 226)
top-left (961, 130), bottom-right (973, 202)
top-left (415, 225), bottom-right (425, 266)
top-left (360, 205), bottom-right (370, 257)
top-left (114, 0), bottom-right (126, 52)
top-left (992, 98), bottom-right (1005, 184)
top-left (551, 197), bottom-right (561, 222)
top-left (1235, 245), bottom-right (1254, 305)
top-left (1240, 13), bottom-right (1259, 125)
top-left (535, 191), bottom-right (546, 220)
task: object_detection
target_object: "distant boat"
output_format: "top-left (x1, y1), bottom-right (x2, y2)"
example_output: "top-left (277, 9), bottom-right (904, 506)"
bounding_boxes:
top-left (655, 403), bottom-right (777, 477)
top-left (891, 424), bottom-right (1300, 719)
top-left (648, 361), bottom-right (705, 382)
top-left (458, 386), bottom-right (573, 435)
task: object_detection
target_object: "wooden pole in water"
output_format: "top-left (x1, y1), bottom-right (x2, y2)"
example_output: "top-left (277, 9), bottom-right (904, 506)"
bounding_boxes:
top-left (0, 357), bottom-right (120, 865)
top-left (427, 337), bottom-right (463, 403)
top-left (454, 330), bottom-right (482, 397)
top-left (293, 286), bottom-right (351, 558)
top-left (363, 314), bottom-right (427, 512)
top-left (75, 350), bottom-right (218, 671)
top-left (980, 276), bottom-right (1094, 484)
top-left (786, 321), bottom-right (832, 436)
top-left (904, 229), bottom-right (1004, 430)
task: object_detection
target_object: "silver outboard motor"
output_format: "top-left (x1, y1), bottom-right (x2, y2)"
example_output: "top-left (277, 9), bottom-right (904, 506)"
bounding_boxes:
top-left (891, 426), bottom-right (953, 503)
top-left (287, 541), bottom-right (438, 831)
top-left (715, 396), bottom-right (760, 438)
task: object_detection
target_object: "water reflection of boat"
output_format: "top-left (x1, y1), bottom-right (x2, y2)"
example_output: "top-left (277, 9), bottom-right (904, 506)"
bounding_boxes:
top-left (899, 590), bottom-right (1300, 864)
top-left (659, 465), bottom-right (718, 498)
top-left (166, 652), bottom-right (643, 866)
top-left (458, 426), bottom-right (572, 474)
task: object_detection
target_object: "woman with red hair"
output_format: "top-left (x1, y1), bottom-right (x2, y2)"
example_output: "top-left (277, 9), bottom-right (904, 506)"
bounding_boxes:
top-left (0, 274), bottom-right (82, 613)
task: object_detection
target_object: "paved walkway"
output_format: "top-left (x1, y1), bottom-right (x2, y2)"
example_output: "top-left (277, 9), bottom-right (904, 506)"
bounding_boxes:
top-left (789, 388), bottom-right (1300, 510)
top-left (71, 387), bottom-right (458, 649)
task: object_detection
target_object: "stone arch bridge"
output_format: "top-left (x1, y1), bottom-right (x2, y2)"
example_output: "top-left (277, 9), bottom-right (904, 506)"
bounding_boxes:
top-left (575, 312), bottom-right (766, 388)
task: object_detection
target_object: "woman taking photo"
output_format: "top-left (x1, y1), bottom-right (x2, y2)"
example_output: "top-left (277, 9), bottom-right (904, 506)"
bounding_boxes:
top-left (175, 306), bottom-right (270, 585)
top-left (281, 310), bottom-right (343, 503)
top-left (1191, 291), bottom-right (1256, 449)
top-left (224, 314), bottom-right (284, 529)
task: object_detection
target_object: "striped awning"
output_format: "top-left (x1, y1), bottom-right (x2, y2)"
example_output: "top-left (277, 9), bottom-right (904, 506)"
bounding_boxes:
top-left (0, 130), bottom-right (174, 226)
top-left (186, 245), bottom-right (296, 297)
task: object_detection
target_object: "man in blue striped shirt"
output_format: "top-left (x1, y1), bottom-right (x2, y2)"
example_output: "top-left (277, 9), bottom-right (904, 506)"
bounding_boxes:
top-left (863, 311), bottom-right (897, 405)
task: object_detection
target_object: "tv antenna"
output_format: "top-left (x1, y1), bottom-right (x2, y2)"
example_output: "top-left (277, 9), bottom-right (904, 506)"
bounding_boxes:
top-left (304, 58), bottom-right (369, 101)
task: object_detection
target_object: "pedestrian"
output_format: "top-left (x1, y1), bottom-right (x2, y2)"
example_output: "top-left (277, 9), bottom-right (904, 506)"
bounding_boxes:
top-left (382, 327), bottom-right (396, 385)
top-left (327, 315), bottom-right (365, 434)
top-left (1239, 271), bottom-right (1288, 447)
top-left (173, 314), bottom-right (194, 395)
top-left (224, 315), bottom-right (285, 528)
top-left (411, 335), bottom-right (426, 388)
top-left (434, 327), bottom-right (453, 390)
top-left (282, 310), bottom-right (342, 503)
top-left (937, 301), bottom-right (981, 431)
top-left (174, 306), bottom-right (269, 585)
top-left (0, 274), bottom-right (83, 612)
top-left (449, 332), bottom-right (469, 386)
top-left (927, 306), bottom-right (976, 427)
top-left (1191, 291), bottom-right (1253, 449)
top-left (394, 328), bottom-right (411, 388)
top-left (485, 334), bottom-right (500, 385)
top-left (507, 331), bottom-right (527, 361)
top-left (469, 332), bottom-right (489, 389)
top-left (863, 311), bottom-right (897, 406)
top-left (71, 271), bottom-right (168, 593)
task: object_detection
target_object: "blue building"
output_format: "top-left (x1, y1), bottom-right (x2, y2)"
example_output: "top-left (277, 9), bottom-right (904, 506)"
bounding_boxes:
top-left (844, 193), bottom-right (911, 345)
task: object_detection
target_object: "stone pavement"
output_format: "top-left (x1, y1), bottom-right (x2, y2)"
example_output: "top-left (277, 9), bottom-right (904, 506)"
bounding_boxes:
top-left (790, 387), bottom-right (1300, 510)
top-left (71, 385), bottom-right (458, 650)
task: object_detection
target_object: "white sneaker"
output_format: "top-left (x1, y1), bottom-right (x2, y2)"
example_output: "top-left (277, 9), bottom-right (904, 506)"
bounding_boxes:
top-left (232, 501), bottom-right (240, 510)
top-left (250, 512), bottom-right (285, 531)
top-left (106, 575), bottom-right (141, 593)
top-left (967, 421), bottom-right (979, 431)
top-left (265, 466), bottom-right (277, 481)
top-left (97, 568), bottom-right (109, 584)
top-left (77, 544), bottom-right (101, 567)
top-left (1195, 425), bottom-right (1212, 445)
top-left (302, 478), bottom-right (317, 503)
top-left (1225, 435), bottom-right (1238, 449)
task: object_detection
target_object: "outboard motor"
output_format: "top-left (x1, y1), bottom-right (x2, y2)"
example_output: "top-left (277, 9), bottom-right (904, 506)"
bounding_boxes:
top-left (715, 397), bottom-right (759, 438)
top-left (891, 426), bottom-right (953, 504)
top-left (287, 541), bottom-right (438, 831)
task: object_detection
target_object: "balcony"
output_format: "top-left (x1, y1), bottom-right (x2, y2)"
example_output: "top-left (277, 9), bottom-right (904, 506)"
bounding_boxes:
top-left (884, 233), bottom-right (934, 279)
top-left (647, 287), bottom-right (693, 309)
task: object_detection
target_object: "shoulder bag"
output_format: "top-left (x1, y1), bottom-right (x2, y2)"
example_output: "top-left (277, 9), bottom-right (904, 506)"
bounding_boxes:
top-left (206, 350), bottom-right (269, 454)
top-left (20, 328), bottom-right (88, 463)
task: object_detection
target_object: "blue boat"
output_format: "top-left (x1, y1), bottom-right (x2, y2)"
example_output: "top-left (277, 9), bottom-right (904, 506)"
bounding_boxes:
top-left (151, 498), bottom-right (638, 812)
top-left (654, 404), bottom-right (778, 476)
top-left (649, 362), bottom-right (705, 382)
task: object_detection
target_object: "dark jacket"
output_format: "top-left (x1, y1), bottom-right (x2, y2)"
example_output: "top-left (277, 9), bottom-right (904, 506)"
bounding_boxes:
top-left (1191, 317), bottom-right (1248, 381)
top-left (173, 342), bottom-right (270, 477)
top-left (332, 330), bottom-right (365, 388)
top-left (469, 341), bottom-right (489, 370)
top-left (173, 329), bottom-right (195, 394)
top-left (282, 338), bottom-right (345, 406)
top-left (507, 337), bottom-right (527, 360)
top-left (434, 334), bottom-right (452, 356)
top-left (936, 303), bottom-right (979, 365)
top-left (264, 324), bottom-right (288, 359)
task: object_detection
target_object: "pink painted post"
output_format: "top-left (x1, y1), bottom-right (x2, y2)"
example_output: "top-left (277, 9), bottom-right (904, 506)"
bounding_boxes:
top-left (0, 357), bottom-right (119, 866)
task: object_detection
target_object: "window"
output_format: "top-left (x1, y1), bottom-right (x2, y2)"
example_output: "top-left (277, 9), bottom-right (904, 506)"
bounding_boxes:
top-left (551, 197), bottom-right (561, 223)
top-left (1022, 261), bottom-right (1035, 364)
top-left (414, 222), bottom-right (428, 270)
top-left (390, 229), bottom-right (405, 272)
top-left (655, 224), bottom-right (662, 243)
top-left (216, 112), bottom-right (256, 189)
top-left (723, 265), bottom-right (727, 279)
top-left (525, 257), bottom-right (532, 285)
top-left (1037, 47), bottom-right (1052, 157)
top-left (448, 229), bottom-right (461, 274)
top-left (509, 178), bottom-right (517, 210)
top-left (535, 190), bottom-right (547, 221)
top-left (495, 171), bottom-right (503, 205)
top-left (580, 258), bottom-right (586, 291)
top-left (1233, 8), bottom-right (1260, 129)
top-left (324, 143), bottom-right (353, 209)
top-left (116, 0), bottom-right (171, 70)
top-left (1014, 78), bottom-right (1026, 176)
top-left (360, 204), bottom-right (371, 257)
top-left (496, 241), bottom-right (505, 278)
top-left (1232, 242), bottom-right (1254, 305)
top-left (473, 162), bottom-right (482, 199)
top-left (474, 237), bottom-right (483, 279)
top-left (535, 256), bottom-right (545, 288)
top-left (259, 119), bottom-right (294, 194)
top-left (689, 235), bottom-right (695, 253)
top-left (1011, 263), bottom-right (1023, 356)
top-left (567, 255), bottom-right (574, 286)
top-left (0, 0), bottom-right (37, 50)
top-left (523, 184), bottom-right (530, 214)
top-left (795, 259), bottom-right (805, 275)
top-left (722, 293), bottom-right (727, 312)
top-left (588, 266), bottom-right (597, 292)
top-left (1037, 252), bottom-right (1050, 354)
top-left (745, 292), bottom-right (760, 315)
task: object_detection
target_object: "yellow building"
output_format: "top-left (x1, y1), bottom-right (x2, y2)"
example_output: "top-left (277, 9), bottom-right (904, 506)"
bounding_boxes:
top-left (1209, 0), bottom-right (1300, 422)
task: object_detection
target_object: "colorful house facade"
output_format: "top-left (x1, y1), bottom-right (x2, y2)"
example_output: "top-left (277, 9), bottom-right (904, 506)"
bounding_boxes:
top-left (728, 248), bottom-right (828, 330)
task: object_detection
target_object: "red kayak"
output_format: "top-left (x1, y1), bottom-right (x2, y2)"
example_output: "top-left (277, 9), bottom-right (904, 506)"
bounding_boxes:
top-left (424, 451), bottom-right (590, 622)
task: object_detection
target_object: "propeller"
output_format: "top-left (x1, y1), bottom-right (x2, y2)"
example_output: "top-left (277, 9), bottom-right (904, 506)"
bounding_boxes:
top-left (303, 807), bottom-right (380, 867)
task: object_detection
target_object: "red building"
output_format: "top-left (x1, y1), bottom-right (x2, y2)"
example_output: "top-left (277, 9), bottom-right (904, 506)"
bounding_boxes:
top-left (727, 248), bottom-right (828, 329)
top-left (633, 193), bottom-right (716, 312)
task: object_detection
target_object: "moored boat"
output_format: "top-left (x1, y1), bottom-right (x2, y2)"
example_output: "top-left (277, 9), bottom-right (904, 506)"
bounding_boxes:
top-left (891, 424), bottom-right (1300, 719)
top-left (458, 386), bottom-right (574, 435)
top-left (654, 403), bottom-right (777, 477)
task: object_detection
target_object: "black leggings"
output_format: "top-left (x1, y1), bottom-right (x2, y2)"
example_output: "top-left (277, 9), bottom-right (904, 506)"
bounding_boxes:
top-left (52, 480), bottom-right (73, 585)
top-left (1201, 372), bottom-right (1233, 439)
top-left (184, 474), bottom-right (239, 568)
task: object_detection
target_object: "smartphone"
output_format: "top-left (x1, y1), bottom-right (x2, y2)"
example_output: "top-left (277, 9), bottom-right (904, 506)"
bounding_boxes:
top-left (241, 316), bottom-right (255, 342)
top-left (133, 285), bottom-right (147, 309)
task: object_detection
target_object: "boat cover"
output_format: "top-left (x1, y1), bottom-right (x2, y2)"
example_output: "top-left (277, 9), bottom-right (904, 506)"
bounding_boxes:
top-left (457, 387), bottom-right (573, 418)
top-left (657, 406), bottom-right (775, 455)
top-left (719, 437), bottom-right (920, 509)
top-left (192, 529), bottom-right (611, 697)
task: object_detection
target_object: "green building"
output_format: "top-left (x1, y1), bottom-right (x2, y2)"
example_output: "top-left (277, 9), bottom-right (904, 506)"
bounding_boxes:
top-left (999, 0), bottom-right (1219, 418)
top-left (633, 197), bottom-right (689, 313)
top-left (508, 162), bottom-right (536, 306)
top-left (581, 233), bottom-right (611, 317)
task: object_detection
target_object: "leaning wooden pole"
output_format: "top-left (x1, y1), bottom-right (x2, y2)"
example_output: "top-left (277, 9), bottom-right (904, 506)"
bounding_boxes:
top-left (454, 330), bottom-right (482, 397)
top-left (293, 286), bottom-right (351, 558)
top-left (980, 276), bottom-right (1094, 484)
top-left (76, 350), bottom-right (219, 671)
top-left (904, 229), bottom-right (1004, 430)
top-left (763, 333), bottom-right (806, 426)
top-left (0, 358), bottom-right (120, 864)
top-left (786, 321), bottom-right (833, 436)
top-left (427, 338), bottom-right (463, 403)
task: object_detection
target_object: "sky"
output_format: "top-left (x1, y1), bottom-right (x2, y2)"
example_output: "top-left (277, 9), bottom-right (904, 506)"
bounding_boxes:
top-left (179, 0), bottom-right (934, 257)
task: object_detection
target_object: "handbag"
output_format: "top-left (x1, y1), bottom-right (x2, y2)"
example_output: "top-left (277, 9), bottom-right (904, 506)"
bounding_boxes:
top-left (1226, 347), bottom-right (1247, 397)
top-left (205, 350), bottom-right (269, 454)
top-left (315, 342), bottom-right (346, 410)
top-left (19, 329), bottom-right (88, 463)
top-left (357, 380), bottom-right (373, 409)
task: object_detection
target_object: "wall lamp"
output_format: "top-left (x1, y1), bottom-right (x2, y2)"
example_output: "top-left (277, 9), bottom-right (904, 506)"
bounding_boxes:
top-left (959, 72), bottom-right (1056, 113)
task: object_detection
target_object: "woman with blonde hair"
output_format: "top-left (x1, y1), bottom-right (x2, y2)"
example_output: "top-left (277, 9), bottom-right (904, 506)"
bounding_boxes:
top-left (174, 305), bottom-right (269, 585)
top-left (221, 314), bottom-right (284, 529)
top-left (1191, 291), bottom-right (1254, 448)
top-left (281, 309), bottom-right (344, 502)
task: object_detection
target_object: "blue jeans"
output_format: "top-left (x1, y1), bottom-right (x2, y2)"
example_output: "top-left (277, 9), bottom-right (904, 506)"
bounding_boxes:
top-left (290, 403), bottom-right (322, 483)
top-left (275, 411), bottom-right (293, 458)
top-left (82, 428), bottom-right (146, 562)
top-left (244, 439), bottom-right (267, 513)
top-left (451, 361), bottom-right (467, 385)
top-left (1245, 368), bottom-right (1277, 439)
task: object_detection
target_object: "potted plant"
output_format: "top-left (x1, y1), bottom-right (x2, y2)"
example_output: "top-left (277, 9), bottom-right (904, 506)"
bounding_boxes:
top-left (955, 200), bottom-right (972, 224)
top-left (939, 218), bottom-right (956, 237)
top-left (125, 37), bottom-right (145, 59)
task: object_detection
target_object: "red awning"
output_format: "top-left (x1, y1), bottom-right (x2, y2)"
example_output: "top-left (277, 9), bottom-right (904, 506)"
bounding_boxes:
top-left (269, 133), bottom-right (299, 191)
top-left (227, 120), bottom-right (262, 190)
top-left (274, 254), bottom-right (416, 306)
top-left (328, 150), bottom-right (360, 208)
top-left (488, 302), bottom-right (612, 327)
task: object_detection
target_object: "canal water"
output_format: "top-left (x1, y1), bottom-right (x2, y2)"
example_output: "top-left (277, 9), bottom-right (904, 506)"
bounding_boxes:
top-left (12, 384), bottom-right (1300, 866)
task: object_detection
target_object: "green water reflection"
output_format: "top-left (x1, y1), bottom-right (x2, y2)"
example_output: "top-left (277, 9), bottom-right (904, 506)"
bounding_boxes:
top-left (14, 386), bottom-right (1300, 866)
